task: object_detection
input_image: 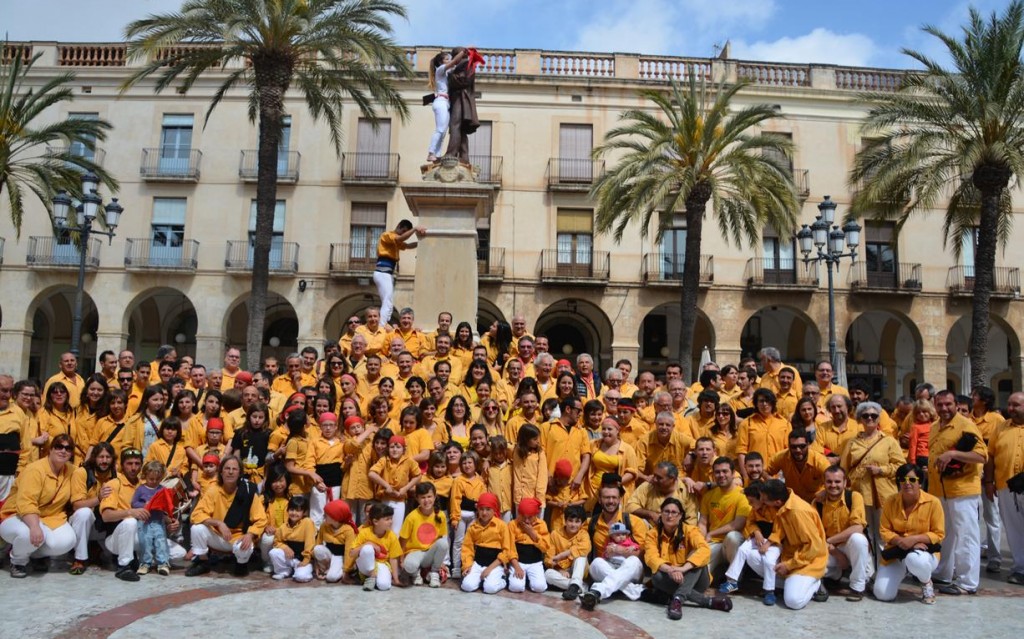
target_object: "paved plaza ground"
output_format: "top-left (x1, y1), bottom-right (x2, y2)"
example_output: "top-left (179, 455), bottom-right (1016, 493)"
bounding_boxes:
top-left (2, 560), bottom-right (1020, 639)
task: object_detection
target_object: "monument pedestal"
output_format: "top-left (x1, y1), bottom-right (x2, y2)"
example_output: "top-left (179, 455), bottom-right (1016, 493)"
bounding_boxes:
top-left (402, 177), bottom-right (495, 329)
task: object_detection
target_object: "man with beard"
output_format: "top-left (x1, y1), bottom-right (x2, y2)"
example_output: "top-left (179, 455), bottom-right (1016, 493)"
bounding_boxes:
top-left (69, 443), bottom-right (118, 574)
top-left (767, 429), bottom-right (829, 504)
top-left (580, 482), bottom-right (649, 610)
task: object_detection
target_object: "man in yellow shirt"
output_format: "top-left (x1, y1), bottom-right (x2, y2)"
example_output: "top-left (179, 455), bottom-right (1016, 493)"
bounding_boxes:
top-left (971, 385), bottom-right (1005, 574)
top-left (775, 367), bottom-right (800, 420)
top-left (418, 334), bottom-right (464, 388)
top-left (817, 465), bottom-right (872, 600)
top-left (625, 460), bottom-right (698, 526)
top-left (356, 307), bottom-right (390, 357)
top-left (272, 354), bottom-right (316, 395)
top-left (761, 479), bottom-right (828, 610)
top-left (43, 352), bottom-right (86, 410)
top-left (814, 361), bottom-right (849, 412)
top-left (221, 347), bottom-right (243, 391)
top-left (373, 221), bottom-right (425, 323)
top-left (580, 483), bottom-right (649, 609)
top-left (0, 375), bottom-right (24, 499)
top-left (699, 456), bottom-right (750, 576)
top-left (389, 308), bottom-right (426, 360)
top-left (983, 391), bottom-right (1024, 585)
top-left (338, 315), bottom-right (361, 357)
top-left (758, 347), bottom-right (803, 397)
top-left (97, 350), bottom-right (118, 386)
top-left (509, 314), bottom-right (533, 360)
top-left (542, 398), bottom-right (591, 491)
top-left (422, 311), bottom-right (453, 355)
top-left (767, 429), bottom-right (829, 504)
top-left (929, 389), bottom-right (987, 595)
top-left (816, 395), bottom-right (861, 462)
top-left (729, 366), bottom-right (757, 414)
top-left (635, 412), bottom-right (694, 483)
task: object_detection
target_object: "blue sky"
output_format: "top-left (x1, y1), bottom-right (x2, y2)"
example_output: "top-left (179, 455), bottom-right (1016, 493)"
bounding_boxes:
top-left (3, 0), bottom-right (1014, 68)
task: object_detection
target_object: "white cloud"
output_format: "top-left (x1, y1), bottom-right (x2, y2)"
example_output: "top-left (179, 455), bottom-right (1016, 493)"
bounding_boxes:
top-left (731, 28), bottom-right (878, 66)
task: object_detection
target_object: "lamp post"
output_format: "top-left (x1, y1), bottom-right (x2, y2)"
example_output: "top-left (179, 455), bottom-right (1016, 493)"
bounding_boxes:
top-left (796, 195), bottom-right (861, 376)
top-left (50, 172), bottom-right (124, 357)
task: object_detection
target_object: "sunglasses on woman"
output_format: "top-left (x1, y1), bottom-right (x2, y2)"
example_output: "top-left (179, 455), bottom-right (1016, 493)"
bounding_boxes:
top-left (899, 477), bottom-right (920, 484)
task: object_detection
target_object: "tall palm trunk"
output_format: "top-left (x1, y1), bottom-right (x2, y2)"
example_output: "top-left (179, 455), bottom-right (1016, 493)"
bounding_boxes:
top-left (678, 182), bottom-right (712, 383)
top-left (247, 56), bottom-right (291, 370)
top-left (969, 162), bottom-right (1011, 389)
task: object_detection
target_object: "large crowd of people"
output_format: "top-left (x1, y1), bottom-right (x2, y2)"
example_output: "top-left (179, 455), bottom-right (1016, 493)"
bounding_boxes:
top-left (1, 306), bottom-right (1022, 620)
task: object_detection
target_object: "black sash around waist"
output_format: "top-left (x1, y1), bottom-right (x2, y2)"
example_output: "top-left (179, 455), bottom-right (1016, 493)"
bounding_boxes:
top-left (755, 521), bottom-right (773, 538)
top-left (325, 542), bottom-right (346, 556)
top-left (316, 463), bottom-right (343, 487)
top-left (285, 540), bottom-right (306, 556)
top-left (0, 432), bottom-right (20, 475)
top-left (436, 495), bottom-right (450, 512)
top-left (460, 496), bottom-right (478, 512)
top-left (515, 542), bottom-right (543, 564)
top-left (474, 545), bottom-right (501, 567)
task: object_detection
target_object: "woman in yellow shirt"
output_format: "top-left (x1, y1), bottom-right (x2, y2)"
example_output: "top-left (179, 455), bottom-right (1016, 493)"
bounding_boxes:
top-left (75, 376), bottom-right (110, 459)
top-left (588, 418), bottom-right (638, 504)
top-left (39, 383), bottom-right (76, 459)
top-left (644, 497), bottom-right (733, 618)
top-left (873, 463), bottom-right (945, 604)
top-left (398, 406), bottom-right (434, 471)
top-left (444, 396), bottom-right (473, 449)
top-left (710, 404), bottom-right (739, 461)
top-left (94, 390), bottom-right (136, 461)
top-left (460, 360), bottom-right (493, 407)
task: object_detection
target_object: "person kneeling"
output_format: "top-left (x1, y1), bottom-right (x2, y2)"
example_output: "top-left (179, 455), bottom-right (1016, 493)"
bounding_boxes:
top-left (644, 498), bottom-right (733, 619)
top-left (460, 492), bottom-right (511, 594)
top-left (508, 497), bottom-right (549, 593)
top-left (312, 500), bottom-right (358, 583)
top-left (268, 495), bottom-right (315, 582)
top-left (545, 505), bottom-right (591, 600)
top-left (350, 502), bottom-right (403, 591)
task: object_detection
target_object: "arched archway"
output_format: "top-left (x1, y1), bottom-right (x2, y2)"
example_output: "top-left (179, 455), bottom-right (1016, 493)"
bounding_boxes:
top-left (125, 289), bottom-right (198, 363)
top-left (845, 310), bottom-right (923, 399)
top-left (27, 286), bottom-right (98, 379)
top-left (323, 293), bottom-right (382, 344)
top-left (535, 299), bottom-right (614, 371)
top-left (740, 306), bottom-right (821, 380)
top-left (225, 293), bottom-right (299, 365)
top-left (946, 314), bottom-right (1021, 400)
top-left (637, 303), bottom-right (715, 375)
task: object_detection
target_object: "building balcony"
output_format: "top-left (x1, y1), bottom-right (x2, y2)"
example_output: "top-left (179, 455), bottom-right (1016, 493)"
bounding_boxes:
top-left (540, 249), bottom-right (609, 285)
top-left (947, 265), bottom-right (1020, 299)
top-left (642, 253), bottom-right (713, 288)
top-left (239, 150), bottom-right (301, 183)
top-left (547, 158), bottom-right (604, 191)
top-left (140, 148), bottom-right (202, 181)
top-left (340, 153), bottom-right (399, 185)
top-left (26, 236), bottom-right (101, 269)
top-left (225, 240), bottom-right (298, 275)
top-left (849, 261), bottom-right (922, 293)
top-left (478, 247), bottom-right (505, 282)
top-left (45, 145), bottom-right (107, 167)
top-left (124, 238), bottom-right (199, 272)
top-left (328, 243), bottom-right (382, 278)
top-left (470, 155), bottom-right (503, 187)
top-left (744, 257), bottom-right (819, 290)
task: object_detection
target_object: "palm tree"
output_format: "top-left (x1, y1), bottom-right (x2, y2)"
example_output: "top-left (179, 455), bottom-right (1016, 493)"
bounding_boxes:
top-left (1, 50), bottom-right (116, 236)
top-left (123, 0), bottom-right (411, 370)
top-left (592, 78), bottom-right (799, 382)
top-left (850, 1), bottom-right (1024, 389)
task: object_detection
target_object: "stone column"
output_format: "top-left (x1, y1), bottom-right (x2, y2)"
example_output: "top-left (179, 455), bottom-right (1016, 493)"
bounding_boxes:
top-left (921, 352), bottom-right (948, 389)
top-left (610, 343), bottom-right (639, 377)
top-left (195, 335), bottom-right (224, 370)
top-left (0, 329), bottom-right (32, 378)
top-left (402, 169), bottom-right (496, 331)
top-left (95, 331), bottom-right (128, 365)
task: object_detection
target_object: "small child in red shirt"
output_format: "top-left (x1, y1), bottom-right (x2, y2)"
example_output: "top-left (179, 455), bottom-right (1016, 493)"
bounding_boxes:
top-left (907, 399), bottom-right (937, 469)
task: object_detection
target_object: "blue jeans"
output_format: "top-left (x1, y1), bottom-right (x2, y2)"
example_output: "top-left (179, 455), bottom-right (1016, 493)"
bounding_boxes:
top-left (138, 518), bottom-right (169, 566)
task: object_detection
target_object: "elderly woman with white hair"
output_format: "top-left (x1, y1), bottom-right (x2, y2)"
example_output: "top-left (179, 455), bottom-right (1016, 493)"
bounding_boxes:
top-left (839, 400), bottom-right (906, 566)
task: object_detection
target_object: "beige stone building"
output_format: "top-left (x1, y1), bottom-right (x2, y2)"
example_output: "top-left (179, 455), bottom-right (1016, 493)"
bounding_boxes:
top-left (0, 42), bottom-right (1021, 402)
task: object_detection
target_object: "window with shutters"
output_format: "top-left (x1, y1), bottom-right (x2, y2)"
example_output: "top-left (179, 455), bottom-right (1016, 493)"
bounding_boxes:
top-left (863, 221), bottom-right (896, 288)
top-left (350, 203), bottom-right (387, 267)
top-left (159, 114), bottom-right (194, 174)
top-left (68, 113), bottom-right (99, 162)
top-left (355, 118), bottom-right (391, 178)
top-left (151, 198), bottom-right (187, 265)
top-left (659, 218), bottom-right (687, 280)
top-left (761, 225), bottom-right (797, 284)
top-left (556, 209), bottom-right (593, 276)
top-left (558, 124), bottom-right (593, 182)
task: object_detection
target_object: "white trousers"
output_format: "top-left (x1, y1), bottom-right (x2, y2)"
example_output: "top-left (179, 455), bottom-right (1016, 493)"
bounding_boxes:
top-left (428, 97), bottom-right (450, 157)
top-left (403, 538), bottom-right (450, 575)
top-left (780, 574), bottom-right (820, 610)
top-left (588, 555), bottom-right (644, 600)
top-left (726, 539), bottom-right (780, 591)
top-left (190, 524), bottom-right (255, 563)
top-left (372, 271), bottom-right (396, 324)
top-left (309, 487), bottom-right (342, 529)
top-left (0, 475), bottom-right (13, 501)
top-left (461, 561), bottom-right (507, 594)
top-left (874, 550), bottom-right (938, 601)
top-left (998, 489), bottom-right (1024, 573)
top-left (934, 494), bottom-right (981, 590)
top-left (824, 532), bottom-right (874, 592)
top-left (508, 560), bottom-right (548, 593)
top-left (0, 517), bottom-right (76, 565)
top-left (356, 543), bottom-right (393, 589)
top-left (260, 532), bottom-right (276, 563)
top-left (312, 545), bottom-right (347, 582)
top-left (268, 547), bottom-right (314, 582)
top-left (865, 506), bottom-right (883, 567)
top-left (982, 492), bottom-right (1002, 562)
top-left (708, 530), bottom-right (744, 574)
top-left (545, 556), bottom-right (587, 591)
top-left (105, 517), bottom-right (139, 568)
top-left (451, 510), bottom-right (474, 575)
top-left (385, 500), bottom-right (406, 536)
top-left (70, 507), bottom-right (103, 561)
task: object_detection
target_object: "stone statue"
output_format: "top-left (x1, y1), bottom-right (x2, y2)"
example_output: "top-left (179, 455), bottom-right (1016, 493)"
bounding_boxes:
top-left (444, 47), bottom-right (484, 165)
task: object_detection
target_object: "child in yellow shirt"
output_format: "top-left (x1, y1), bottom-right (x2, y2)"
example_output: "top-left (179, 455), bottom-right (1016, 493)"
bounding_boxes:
top-left (426, 451), bottom-right (453, 514)
top-left (460, 492), bottom-right (511, 594)
top-left (487, 436), bottom-right (512, 521)
top-left (511, 424), bottom-right (548, 508)
top-left (350, 503), bottom-right (403, 591)
top-left (194, 453), bottom-right (220, 496)
top-left (310, 412), bottom-right (344, 527)
top-left (545, 458), bottom-right (585, 532)
top-left (508, 497), bottom-right (550, 593)
top-left (400, 482), bottom-right (450, 587)
top-left (450, 450), bottom-right (486, 578)
top-left (544, 504), bottom-right (592, 600)
top-left (268, 495), bottom-right (316, 582)
top-left (259, 464), bottom-right (291, 572)
top-left (368, 434), bottom-right (422, 534)
top-left (313, 499), bottom-right (358, 583)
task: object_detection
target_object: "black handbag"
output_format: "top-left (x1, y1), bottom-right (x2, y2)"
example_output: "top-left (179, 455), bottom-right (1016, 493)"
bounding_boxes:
top-left (1007, 471), bottom-right (1024, 494)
